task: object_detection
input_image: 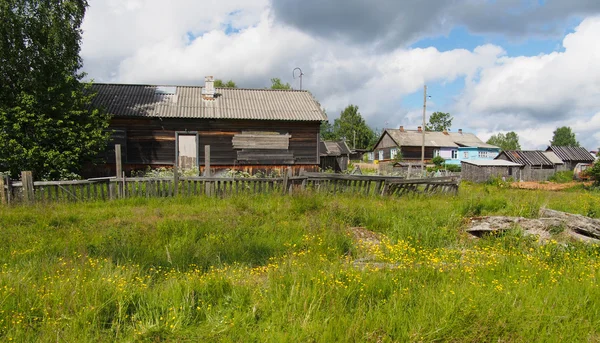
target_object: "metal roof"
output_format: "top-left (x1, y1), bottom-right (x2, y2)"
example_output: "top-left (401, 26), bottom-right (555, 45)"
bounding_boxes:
top-left (91, 83), bottom-right (327, 122)
top-left (546, 146), bottom-right (596, 162)
top-left (496, 150), bottom-right (554, 166)
top-left (462, 160), bottom-right (522, 167)
top-left (383, 129), bottom-right (498, 149)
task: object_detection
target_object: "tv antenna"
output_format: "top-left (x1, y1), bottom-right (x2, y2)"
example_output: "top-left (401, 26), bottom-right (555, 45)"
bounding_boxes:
top-left (293, 67), bottom-right (304, 90)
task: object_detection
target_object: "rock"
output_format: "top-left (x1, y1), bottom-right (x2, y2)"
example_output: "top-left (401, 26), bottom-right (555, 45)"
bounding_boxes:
top-left (465, 209), bottom-right (600, 243)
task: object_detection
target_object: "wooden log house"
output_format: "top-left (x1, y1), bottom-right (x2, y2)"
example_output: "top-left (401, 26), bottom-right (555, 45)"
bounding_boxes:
top-left (88, 77), bottom-right (327, 176)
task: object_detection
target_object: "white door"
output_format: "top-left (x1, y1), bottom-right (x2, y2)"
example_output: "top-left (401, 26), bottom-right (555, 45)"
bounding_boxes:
top-left (178, 135), bottom-right (197, 170)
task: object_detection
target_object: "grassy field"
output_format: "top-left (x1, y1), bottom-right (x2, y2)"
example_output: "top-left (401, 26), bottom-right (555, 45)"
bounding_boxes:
top-left (0, 183), bottom-right (599, 342)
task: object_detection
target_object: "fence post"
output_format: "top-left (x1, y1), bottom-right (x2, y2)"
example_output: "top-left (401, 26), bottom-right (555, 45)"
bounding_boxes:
top-left (282, 167), bottom-right (289, 195)
top-left (173, 164), bottom-right (179, 196)
top-left (115, 144), bottom-right (122, 198)
top-left (6, 176), bottom-right (12, 205)
top-left (204, 145), bottom-right (212, 197)
top-left (108, 180), bottom-right (115, 200)
top-left (22, 171), bottom-right (34, 204)
top-left (0, 177), bottom-right (5, 205)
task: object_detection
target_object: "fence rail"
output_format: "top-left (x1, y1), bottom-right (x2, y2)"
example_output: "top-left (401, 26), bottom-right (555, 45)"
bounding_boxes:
top-left (0, 171), bottom-right (460, 205)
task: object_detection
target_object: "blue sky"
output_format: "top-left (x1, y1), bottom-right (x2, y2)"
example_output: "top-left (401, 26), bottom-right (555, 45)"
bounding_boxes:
top-left (81, 0), bottom-right (600, 149)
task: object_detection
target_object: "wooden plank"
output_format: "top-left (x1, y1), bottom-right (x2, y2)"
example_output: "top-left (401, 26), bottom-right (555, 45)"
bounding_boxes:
top-left (173, 165), bottom-right (179, 196)
top-left (115, 144), bottom-right (122, 181)
top-left (6, 176), bottom-right (12, 205)
top-left (22, 171), bottom-right (34, 204)
top-left (0, 177), bottom-right (5, 205)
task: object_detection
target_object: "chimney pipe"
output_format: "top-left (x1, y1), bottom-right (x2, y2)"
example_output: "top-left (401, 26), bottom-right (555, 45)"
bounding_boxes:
top-left (417, 126), bottom-right (422, 133)
top-left (202, 76), bottom-right (215, 99)
top-left (399, 125), bottom-right (404, 132)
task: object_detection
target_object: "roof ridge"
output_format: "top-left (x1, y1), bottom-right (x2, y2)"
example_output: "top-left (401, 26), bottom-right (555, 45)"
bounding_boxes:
top-left (91, 83), bottom-right (309, 93)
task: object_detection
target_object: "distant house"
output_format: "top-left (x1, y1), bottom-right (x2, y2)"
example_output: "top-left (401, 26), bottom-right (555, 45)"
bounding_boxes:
top-left (319, 140), bottom-right (352, 172)
top-left (545, 146), bottom-right (596, 170)
top-left (495, 150), bottom-right (562, 181)
top-left (371, 126), bottom-right (499, 165)
top-left (461, 160), bottom-right (522, 183)
top-left (88, 77), bottom-right (327, 176)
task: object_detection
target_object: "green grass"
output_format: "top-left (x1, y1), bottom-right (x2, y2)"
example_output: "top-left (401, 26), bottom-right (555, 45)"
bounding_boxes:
top-left (0, 184), bottom-right (599, 342)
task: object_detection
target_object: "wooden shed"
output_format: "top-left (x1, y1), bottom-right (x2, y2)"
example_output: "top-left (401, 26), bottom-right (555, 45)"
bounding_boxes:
top-left (461, 160), bottom-right (522, 183)
top-left (545, 146), bottom-right (595, 170)
top-left (319, 140), bottom-right (351, 172)
top-left (88, 77), bottom-right (327, 176)
top-left (495, 150), bottom-right (561, 181)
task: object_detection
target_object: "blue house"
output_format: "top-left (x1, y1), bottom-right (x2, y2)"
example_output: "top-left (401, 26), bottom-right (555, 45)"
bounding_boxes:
top-left (371, 127), bottom-right (499, 165)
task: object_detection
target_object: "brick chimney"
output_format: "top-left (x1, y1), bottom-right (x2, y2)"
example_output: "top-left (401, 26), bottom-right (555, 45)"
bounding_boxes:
top-left (417, 126), bottom-right (422, 133)
top-left (202, 76), bottom-right (215, 99)
top-left (458, 129), bottom-right (463, 134)
top-left (399, 125), bottom-right (404, 132)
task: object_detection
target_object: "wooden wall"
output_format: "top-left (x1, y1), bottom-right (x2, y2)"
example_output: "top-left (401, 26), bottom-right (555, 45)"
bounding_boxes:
top-left (95, 117), bottom-right (320, 175)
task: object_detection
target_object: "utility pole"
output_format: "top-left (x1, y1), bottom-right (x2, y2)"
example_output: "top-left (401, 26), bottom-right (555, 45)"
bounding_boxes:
top-left (353, 130), bottom-right (356, 149)
top-left (421, 85), bottom-right (427, 173)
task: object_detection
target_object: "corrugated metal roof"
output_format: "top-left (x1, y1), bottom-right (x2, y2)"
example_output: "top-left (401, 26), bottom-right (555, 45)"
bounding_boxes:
top-left (496, 150), bottom-right (554, 166)
top-left (384, 129), bottom-right (498, 149)
top-left (462, 160), bottom-right (522, 167)
top-left (546, 146), bottom-right (596, 162)
top-left (90, 83), bottom-right (327, 122)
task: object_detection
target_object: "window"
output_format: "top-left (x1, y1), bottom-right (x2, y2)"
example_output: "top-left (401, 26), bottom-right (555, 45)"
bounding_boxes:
top-left (378, 150), bottom-right (384, 161)
top-left (368, 152), bottom-right (374, 161)
top-left (451, 150), bottom-right (458, 159)
top-left (434, 149), bottom-right (440, 157)
top-left (390, 148), bottom-right (397, 160)
top-left (463, 152), bottom-right (469, 159)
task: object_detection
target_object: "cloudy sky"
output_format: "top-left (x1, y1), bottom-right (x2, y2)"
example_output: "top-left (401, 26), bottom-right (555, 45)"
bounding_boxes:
top-left (81, 0), bottom-right (600, 150)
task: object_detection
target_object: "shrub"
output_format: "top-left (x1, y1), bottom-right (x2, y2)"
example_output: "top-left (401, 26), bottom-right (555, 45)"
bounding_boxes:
top-left (549, 171), bottom-right (574, 183)
top-left (432, 156), bottom-right (445, 166)
top-left (445, 164), bottom-right (461, 172)
top-left (588, 160), bottom-right (600, 185)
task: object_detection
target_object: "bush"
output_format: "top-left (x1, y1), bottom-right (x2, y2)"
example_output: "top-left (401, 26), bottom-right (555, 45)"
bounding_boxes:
top-left (549, 171), bottom-right (574, 183)
top-left (445, 164), bottom-right (461, 172)
top-left (432, 156), bottom-right (445, 166)
top-left (588, 160), bottom-right (600, 185)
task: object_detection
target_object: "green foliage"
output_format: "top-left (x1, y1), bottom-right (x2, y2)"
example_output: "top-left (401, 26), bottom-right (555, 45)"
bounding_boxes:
top-left (332, 105), bottom-right (376, 150)
top-left (320, 120), bottom-right (337, 140)
top-left (551, 126), bottom-right (580, 147)
top-left (0, 0), bottom-right (110, 180)
top-left (432, 155), bottom-right (445, 166)
top-left (486, 131), bottom-right (522, 151)
top-left (270, 78), bottom-right (291, 90)
top-left (214, 79), bottom-right (237, 88)
top-left (549, 171), bottom-right (575, 183)
top-left (425, 112), bottom-right (453, 131)
top-left (588, 160), bottom-right (600, 185)
top-left (445, 164), bottom-right (461, 172)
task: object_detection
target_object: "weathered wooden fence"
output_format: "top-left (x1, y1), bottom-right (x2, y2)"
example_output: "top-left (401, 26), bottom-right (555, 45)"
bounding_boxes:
top-left (0, 171), bottom-right (460, 205)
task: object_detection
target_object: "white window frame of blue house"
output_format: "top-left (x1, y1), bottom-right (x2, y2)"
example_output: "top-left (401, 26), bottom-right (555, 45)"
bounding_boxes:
top-left (378, 150), bottom-right (384, 161)
top-left (452, 150), bottom-right (458, 159)
top-left (390, 148), bottom-right (397, 160)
